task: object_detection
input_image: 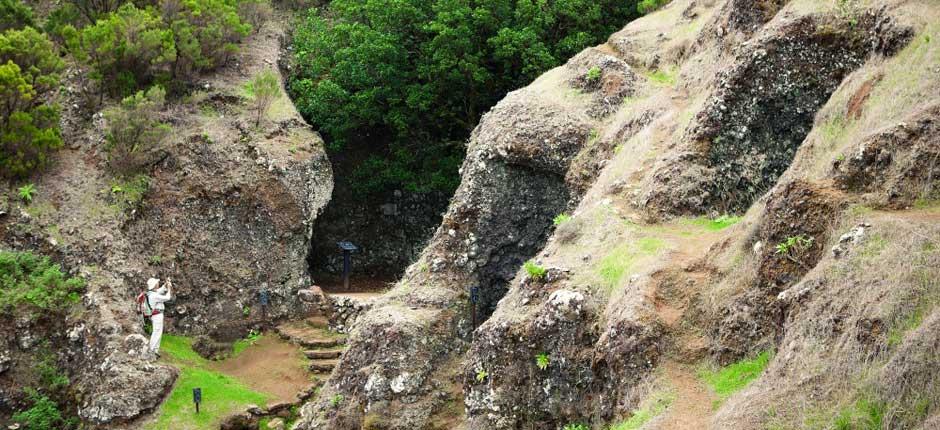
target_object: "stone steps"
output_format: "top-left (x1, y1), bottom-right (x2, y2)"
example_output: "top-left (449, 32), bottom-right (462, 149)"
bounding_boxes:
top-left (308, 359), bottom-right (340, 373)
top-left (304, 348), bottom-right (343, 359)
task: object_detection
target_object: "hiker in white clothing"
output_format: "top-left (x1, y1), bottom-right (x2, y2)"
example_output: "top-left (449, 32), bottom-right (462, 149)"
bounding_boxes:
top-left (145, 277), bottom-right (173, 357)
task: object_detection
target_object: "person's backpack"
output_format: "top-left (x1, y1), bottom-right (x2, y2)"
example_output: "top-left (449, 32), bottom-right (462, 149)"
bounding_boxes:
top-left (136, 291), bottom-right (154, 317)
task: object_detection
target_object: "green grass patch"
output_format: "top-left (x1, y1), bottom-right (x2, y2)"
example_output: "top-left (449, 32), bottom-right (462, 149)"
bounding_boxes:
top-left (146, 367), bottom-right (269, 430)
top-left (699, 351), bottom-right (771, 401)
top-left (684, 215), bottom-right (742, 232)
top-left (831, 397), bottom-right (887, 430)
top-left (597, 237), bottom-right (665, 291)
top-left (647, 67), bottom-right (677, 86)
top-left (609, 388), bottom-right (675, 430)
top-left (162, 335), bottom-right (209, 365)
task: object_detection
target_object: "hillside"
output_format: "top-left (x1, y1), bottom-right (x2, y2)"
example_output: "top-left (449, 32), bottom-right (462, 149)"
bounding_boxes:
top-left (1, 0), bottom-right (939, 429)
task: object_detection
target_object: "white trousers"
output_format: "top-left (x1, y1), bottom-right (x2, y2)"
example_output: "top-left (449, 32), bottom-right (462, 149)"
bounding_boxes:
top-left (149, 313), bottom-right (164, 353)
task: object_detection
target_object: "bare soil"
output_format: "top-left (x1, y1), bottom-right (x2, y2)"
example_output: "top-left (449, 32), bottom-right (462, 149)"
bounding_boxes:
top-left (648, 362), bottom-right (717, 430)
top-left (211, 335), bottom-right (311, 403)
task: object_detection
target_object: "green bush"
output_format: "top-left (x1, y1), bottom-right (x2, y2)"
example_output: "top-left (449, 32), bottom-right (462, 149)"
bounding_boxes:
top-left (69, 3), bottom-right (175, 96)
top-left (104, 86), bottom-right (170, 174)
top-left (67, 0), bottom-right (121, 23)
top-left (0, 0), bottom-right (33, 31)
top-left (237, 0), bottom-right (272, 34)
top-left (244, 69), bottom-right (280, 126)
top-left (43, 4), bottom-right (84, 45)
top-left (289, 0), bottom-right (644, 194)
top-left (0, 250), bottom-right (85, 315)
top-left (164, 0), bottom-right (251, 78)
top-left (0, 27), bottom-right (65, 178)
top-left (12, 388), bottom-right (77, 430)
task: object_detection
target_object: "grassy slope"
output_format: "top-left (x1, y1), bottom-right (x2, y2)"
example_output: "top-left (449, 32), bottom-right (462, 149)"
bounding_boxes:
top-left (146, 335), bottom-right (270, 430)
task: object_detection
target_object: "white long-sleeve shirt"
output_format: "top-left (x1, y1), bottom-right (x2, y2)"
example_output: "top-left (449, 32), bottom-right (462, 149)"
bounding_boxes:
top-left (147, 289), bottom-right (172, 311)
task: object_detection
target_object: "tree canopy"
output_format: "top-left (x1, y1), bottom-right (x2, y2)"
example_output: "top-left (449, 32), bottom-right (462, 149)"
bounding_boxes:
top-left (290, 0), bottom-right (645, 194)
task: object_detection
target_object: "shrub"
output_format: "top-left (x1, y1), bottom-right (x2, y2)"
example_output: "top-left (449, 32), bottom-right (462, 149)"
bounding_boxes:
top-left (244, 69), bottom-right (280, 126)
top-left (163, 0), bottom-right (251, 78)
top-left (0, 27), bottom-right (65, 178)
top-left (237, 0), bottom-right (272, 34)
top-left (69, 4), bottom-right (175, 96)
top-left (0, 0), bottom-right (33, 31)
top-left (11, 388), bottom-right (76, 430)
top-left (524, 261), bottom-right (547, 280)
top-left (104, 86), bottom-right (170, 174)
top-left (0, 250), bottom-right (85, 315)
top-left (562, 424), bottom-right (589, 430)
top-left (475, 368), bottom-right (488, 383)
top-left (43, 4), bottom-right (84, 45)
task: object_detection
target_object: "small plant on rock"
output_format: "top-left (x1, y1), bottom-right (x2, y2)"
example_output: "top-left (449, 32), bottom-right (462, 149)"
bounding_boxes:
top-left (524, 260), bottom-right (547, 280)
top-left (586, 66), bottom-right (601, 82)
top-left (330, 394), bottom-right (344, 407)
top-left (775, 234), bottom-right (815, 269)
top-left (535, 353), bottom-right (549, 370)
top-left (553, 213), bottom-right (572, 226)
top-left (17, 183), bottom-right (34, 203)
top-left (11, 388), bottom-right (77, 430)
top-left (475, 368), bottom-right (488, 383)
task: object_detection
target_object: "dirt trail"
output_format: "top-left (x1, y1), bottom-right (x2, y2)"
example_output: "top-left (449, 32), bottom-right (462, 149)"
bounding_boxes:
top-left (648, 362), bottom-right (717, 430)
top-left (210, 335), bottom-right (311, 403)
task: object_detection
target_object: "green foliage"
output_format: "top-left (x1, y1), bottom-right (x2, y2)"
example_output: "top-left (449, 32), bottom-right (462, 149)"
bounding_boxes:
top-left (69, 4), bottom-right (175, 95)
top-left (535, 353), bottom-right (549, 370)
top-left (18, 183), bottom-right (34, 203)
top-left (330, 394), bottom-right (344, 407)
top-left (66, 0), bottom-right (121, 23)
top-left (553, 213), bottom-right (572, 226)
top-left (0, 250), bottom-right (84, 315)
top-left (36, 353), bottom-right (69, 392)
top-left (0, 0), bottom-right (33, 31)
top-left (104, 86), bottom-right (169, 174)
top-left (244, 69), bottom-right (280, 126)
top-left (475, 368), bottom-right (488, 383)
top-left (0, 27), bottom-right (65, 178)
top-left (43, 4), bottom-right (84, 45)
top-left (289, 0), bottom-right (643, 194)
top-left (637, 0), bottom-right (670, 15)
top-left (563, 424), bottom-right (589, 430)
top-left (12, 388), bottom-right (77, 430)
top-left (164, 0), bottom-right (251, 79)
top-left (523, 260), bottom-right (547, 280)
top-left (699, 351), bottom-right (771, 400)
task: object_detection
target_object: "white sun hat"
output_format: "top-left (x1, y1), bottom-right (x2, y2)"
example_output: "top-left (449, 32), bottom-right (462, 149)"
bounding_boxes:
top-left (147, 278), bottom-right (161, 290)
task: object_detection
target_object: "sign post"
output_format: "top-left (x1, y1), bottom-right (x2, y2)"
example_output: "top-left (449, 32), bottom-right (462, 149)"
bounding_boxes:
top-left (193, 388), bottom-right (202, 414)
top-left (336, 241), bottom-right (358, 290)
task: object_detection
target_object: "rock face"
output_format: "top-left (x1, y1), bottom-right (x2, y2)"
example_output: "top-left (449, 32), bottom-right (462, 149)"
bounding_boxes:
top-left (296, 0), bottom-right (940, 429)
top-left (0, 19), bottom-right (332, 426)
